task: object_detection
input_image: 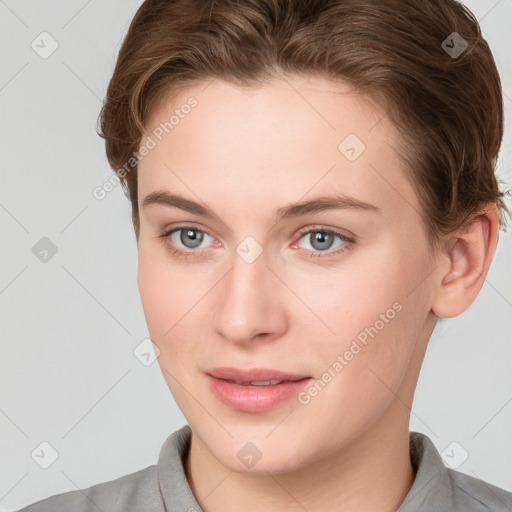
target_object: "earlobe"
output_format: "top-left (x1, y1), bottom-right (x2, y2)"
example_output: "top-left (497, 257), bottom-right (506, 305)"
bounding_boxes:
top-left (431, 204), bottom-right (499, 319)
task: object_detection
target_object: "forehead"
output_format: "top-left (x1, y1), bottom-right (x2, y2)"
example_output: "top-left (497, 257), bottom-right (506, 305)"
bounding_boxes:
top-left (138, 76), bottom-right (419, 224)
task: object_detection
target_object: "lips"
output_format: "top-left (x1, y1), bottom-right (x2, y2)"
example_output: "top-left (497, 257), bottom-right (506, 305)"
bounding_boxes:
top-left (205, 367), bottom-right (313, 412)
top-left (205, 366), bottom-right (310, 384)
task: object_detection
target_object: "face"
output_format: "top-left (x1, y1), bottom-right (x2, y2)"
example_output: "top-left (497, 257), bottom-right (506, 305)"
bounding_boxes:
top-left (136, 76), bottom-right (438, 474)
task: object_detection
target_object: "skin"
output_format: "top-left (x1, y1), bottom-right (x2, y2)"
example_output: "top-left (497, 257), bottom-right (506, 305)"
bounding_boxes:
top-left (136, 75), bottom-right (499, 512)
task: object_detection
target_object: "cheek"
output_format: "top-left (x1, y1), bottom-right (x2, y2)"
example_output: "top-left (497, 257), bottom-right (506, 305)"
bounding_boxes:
top-left (137, 242), bottom-right (192, 339)
top-left (291, 285), bottom-right (416, 442)
top-left (137, 250), bottom-right (202, 407)
top-left (289, 243), bottom-right (426, 397)
top-left (281, 249), bottom-right (406, 350)
top-left (137, 241), bottom-right (217, 375)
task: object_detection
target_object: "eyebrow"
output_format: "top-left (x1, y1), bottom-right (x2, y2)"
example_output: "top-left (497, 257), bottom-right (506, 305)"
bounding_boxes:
top-left (141, 190), bottom-right (381, 223)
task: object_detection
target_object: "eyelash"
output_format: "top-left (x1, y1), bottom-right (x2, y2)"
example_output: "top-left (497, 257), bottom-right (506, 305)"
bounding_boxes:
top-left (157, 224), bottom-right (355, 260)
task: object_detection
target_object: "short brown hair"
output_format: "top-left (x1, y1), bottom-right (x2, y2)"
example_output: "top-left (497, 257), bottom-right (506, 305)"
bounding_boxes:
top-left (98, 0), bottom-right (508, 248)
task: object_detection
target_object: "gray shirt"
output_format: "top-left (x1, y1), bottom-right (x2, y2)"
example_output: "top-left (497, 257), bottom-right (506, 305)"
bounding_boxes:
top-left (16, 424), bottom-right (512, 511)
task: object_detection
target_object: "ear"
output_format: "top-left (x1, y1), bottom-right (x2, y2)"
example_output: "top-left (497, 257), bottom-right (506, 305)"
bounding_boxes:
top-left (431, 203), bottom-right (500, 319)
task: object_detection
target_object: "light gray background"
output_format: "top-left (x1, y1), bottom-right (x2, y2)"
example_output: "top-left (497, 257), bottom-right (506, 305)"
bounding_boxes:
top-left (1, 1), bottom-right (511, 510)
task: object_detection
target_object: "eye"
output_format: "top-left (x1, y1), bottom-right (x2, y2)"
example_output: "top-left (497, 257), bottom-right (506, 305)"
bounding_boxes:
top-left (293, 227), bottom-right (354, 258)
top-left (157, 224), bottom-right (217, 258)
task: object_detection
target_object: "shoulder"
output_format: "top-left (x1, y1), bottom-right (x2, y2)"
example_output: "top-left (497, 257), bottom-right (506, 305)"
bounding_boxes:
top-left (15, 465), bottom-right (163, 512)
top-left (15, 425), bottom-right (194, 512)
top-left (446, 467), bottom-right (512, 511)
top-left (401, 432), bottom-right (512, 511)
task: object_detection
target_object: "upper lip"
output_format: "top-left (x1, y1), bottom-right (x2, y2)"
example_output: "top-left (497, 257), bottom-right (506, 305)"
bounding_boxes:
top-left (206, 367), bottom-right (310, 383)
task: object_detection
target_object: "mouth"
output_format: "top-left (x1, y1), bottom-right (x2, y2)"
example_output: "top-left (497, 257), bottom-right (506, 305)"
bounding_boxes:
top-left (205, 366), bottom-right (310, 383)
top-left (205, 367), bottom-right (313, 412)
top-left (223, 379), bottom-right (295, 386)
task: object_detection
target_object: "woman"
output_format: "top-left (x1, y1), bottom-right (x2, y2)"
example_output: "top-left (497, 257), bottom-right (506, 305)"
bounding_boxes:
top-left (18, 0), bottom-right (512, 510)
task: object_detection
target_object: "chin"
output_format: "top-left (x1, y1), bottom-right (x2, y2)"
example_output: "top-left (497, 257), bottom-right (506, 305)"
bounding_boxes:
top-left (195, 425), bottom-right (322, 476)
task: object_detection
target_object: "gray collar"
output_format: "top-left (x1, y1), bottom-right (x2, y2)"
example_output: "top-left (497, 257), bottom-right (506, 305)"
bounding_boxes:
top-left (156, 425), bottom-right (511, 511)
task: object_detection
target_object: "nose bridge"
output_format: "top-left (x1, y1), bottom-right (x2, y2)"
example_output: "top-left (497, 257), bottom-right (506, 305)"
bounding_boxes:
top-left (213, 243), bottom-right (286, 344)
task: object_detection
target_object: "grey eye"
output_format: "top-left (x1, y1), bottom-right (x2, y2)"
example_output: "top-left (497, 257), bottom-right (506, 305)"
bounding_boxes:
top-left (177, 228), bottom-right (206, 249)
top-left (297, 230), bottom-right (347, 253)
top-left (308, 231), bottom-right (336, 251)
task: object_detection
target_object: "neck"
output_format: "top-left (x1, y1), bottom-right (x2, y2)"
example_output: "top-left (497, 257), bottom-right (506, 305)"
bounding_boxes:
top-left (184, 402), bottom-right (415, 512)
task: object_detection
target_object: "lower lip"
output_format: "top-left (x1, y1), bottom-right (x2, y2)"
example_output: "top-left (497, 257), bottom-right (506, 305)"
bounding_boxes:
top-left (206, 375), bottom-right (313, 412)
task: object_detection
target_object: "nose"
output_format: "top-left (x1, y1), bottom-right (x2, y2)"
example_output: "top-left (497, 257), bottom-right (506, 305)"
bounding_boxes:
top-left (212, 245), bottom-right (289, 346)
